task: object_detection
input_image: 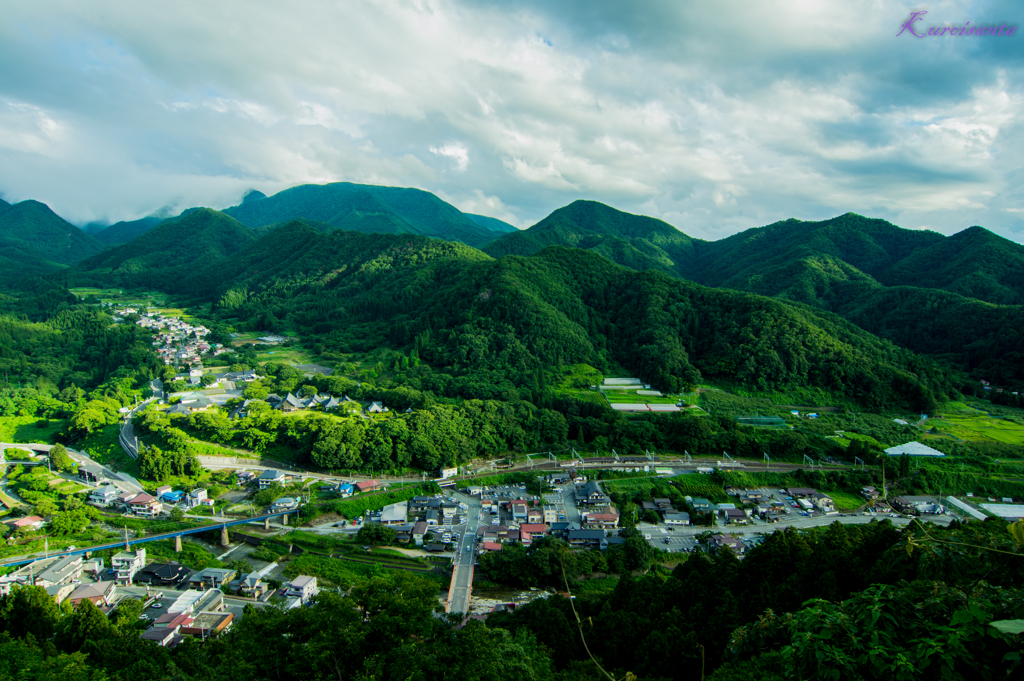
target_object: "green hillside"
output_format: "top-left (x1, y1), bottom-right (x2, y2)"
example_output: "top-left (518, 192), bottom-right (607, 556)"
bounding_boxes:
top-left (93, 215), bottom-right (164, 245)
top-left (222, 182), bottom-right (497, 247)
top-left (466, 213), bottom-right (518, 234)
top-left (483, 200), bottom-right (701, 277)
top-left (880, 225), bottom-right (1024, 304)
top-left (197, 226), bottom-right (954, 410)
top-left (0, 200), bottom-right (104, 266)
top-left (72, 208), bottom-right (258, 290)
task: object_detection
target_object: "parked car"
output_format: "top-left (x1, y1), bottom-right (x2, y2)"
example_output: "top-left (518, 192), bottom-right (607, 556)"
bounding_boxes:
top-left (151, 603), bottom-right (163, 609)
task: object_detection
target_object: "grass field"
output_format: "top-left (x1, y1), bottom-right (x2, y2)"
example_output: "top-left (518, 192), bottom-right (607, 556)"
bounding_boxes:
top-left (927, 413), bottom-right (1024, 446)
top-left (823, 489), bottom-right (866, 512)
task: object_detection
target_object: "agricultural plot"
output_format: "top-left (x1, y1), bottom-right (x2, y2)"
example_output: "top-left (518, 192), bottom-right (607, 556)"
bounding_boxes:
top-left (929, 414), bottom-right (1024, 446)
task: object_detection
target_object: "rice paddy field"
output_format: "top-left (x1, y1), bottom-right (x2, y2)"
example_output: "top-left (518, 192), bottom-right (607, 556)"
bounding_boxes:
top-left (925, 402), bottom-right (1024, 446)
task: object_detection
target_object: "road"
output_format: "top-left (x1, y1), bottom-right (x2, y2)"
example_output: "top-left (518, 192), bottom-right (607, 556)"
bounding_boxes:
top-left (446, 490), bottom-right (481, 614)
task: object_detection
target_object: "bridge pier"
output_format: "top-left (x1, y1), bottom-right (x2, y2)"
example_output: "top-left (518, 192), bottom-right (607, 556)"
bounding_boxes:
top-left (282, 513), bottom-right (288, 526)
top-left (220, 525), bottom-right (230, 547)
top-left (174, 535), bottom-right (182, 553)
top-left (264, 517), bottom-right (270, 531)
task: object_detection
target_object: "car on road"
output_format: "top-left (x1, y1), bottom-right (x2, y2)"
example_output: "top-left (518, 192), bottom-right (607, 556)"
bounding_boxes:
top-left (151, 603), bottom-right (163, 609)
top-left (466, 546), bottom-right (471, 552)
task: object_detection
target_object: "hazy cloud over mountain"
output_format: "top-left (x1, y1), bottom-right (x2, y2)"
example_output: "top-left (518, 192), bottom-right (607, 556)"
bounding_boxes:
top-left (1, 0), bottom-right (1021, 242)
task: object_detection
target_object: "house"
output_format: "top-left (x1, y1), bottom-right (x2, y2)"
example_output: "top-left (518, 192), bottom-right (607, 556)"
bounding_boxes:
top-left (356, 480), bottom-right (382, 493)
top-left (412, 521), bottom-right (428, 546)
top-left (88, 484), bottom-right (121, 507)
top-left (709, 534), bottom-right (745, 556)
top-left (664, 512), bottom-right (691, 526)
top-left (425, 510), bottom-right (439, 525)
top-left (789, 487), bottom-right (817, 498)
top-left (519, 523), bottom-right (549, 536)
top-left (337, 483), bottom-right (354, 498)
top-left (441, 502), bottom-right (460, 519)
top-left (180, 611), bottom-right (234, 638)
top-left (480, 541), bottom-right (502, 552)
top-left (861, 486), bottom-right (879, 500)
top-left (567, 529), bottom-right (606, 548)
top-left (239, 573), bottom-right (264, 598)
top-left (189, 568), bottom-right (237, 590)
top-left (276, 393), bottom-right (303, 412)
top-left (271, 497), bottom-right (298, 511)
top-left (722, 508), bottom-right (749, 525)
top-left (160, 490), bottom-right (186, 504)
top-left (575, 481), bottom-right (610, 507)
top-left (68, 581), bottom-right (118, 607)
top-left (111, 549), bottom-right (146, 584)
top-left (236, 470), bottom-right (256, 486)
top-left (380, 502), bottom-right (408, 526)
top-left (511, 503), bottom-right (528, 521)
top-left (187, 489), bottom-right (208, 507)
top-left (811, 493), bottom-right (836, 514)
top-left (526, 507), bottom-right (543, 523)
top-left (689, 498), bottom-right (713, 512)
top-left (583, 512), bottom-right (620, 530)
top-left (78, 464), bottom-right (102, 483)
top-left (258, 469), bottom-right (286, 490)
top-left (141, 627), bottom-right (180, 647)
top-left (653, 498), bottom-right (673, 510)
top-left (543, 507), bottom-right (559, 523)
top-left (127, 493), bottom-right (161, 517)
top-left (285, 575), bottom-right (319, 604)
top-left (368, 402), bottom-right (385, 413)
top-left (11, 516), bottom-right (46, 531)
top-left (136, 563), bottom-right (190, 587)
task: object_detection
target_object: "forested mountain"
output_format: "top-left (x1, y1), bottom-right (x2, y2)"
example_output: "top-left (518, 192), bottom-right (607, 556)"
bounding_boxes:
top-left (483, 205), bottom-right (1024, 381)
top-left (483, 200), bottom-right (701, 276)
top-left (221, 182), bottom-right (499, 247)
top-left (0, 199), bottom-right (104, 266)
top-left (183, 224), bottom-right (955, 410)
top-left (72, 208), bottom-right (258, 290)
top-left (466, 213), bottom-right (518, 234)
top-left (93, 215), bottom-right (164, 245)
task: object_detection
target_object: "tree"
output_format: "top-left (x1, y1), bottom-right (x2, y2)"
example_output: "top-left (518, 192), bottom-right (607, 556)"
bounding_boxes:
top-left (0, 585), bottom-right (64, 640)
top-left (356, 524), bottom-right (398, 545)
top-left (48, 443), bottom-right (75, 472)
top-left (200, 373), bottom-right (217, 387)
top-left (169, 506), bottom-right (185, 522)
top-left (111, 597), bottom-right (146, 631)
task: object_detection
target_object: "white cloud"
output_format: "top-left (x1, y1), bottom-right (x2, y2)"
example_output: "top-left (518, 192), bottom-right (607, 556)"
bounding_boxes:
top-left (0, 0), bottom-right (1018, 244)
top-left (430, 142), bottom-right (469, 171)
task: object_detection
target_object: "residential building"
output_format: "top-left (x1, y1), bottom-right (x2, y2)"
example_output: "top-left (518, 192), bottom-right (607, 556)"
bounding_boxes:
top-left (68, 581), bottom-right (118, 607)
top-left (180, 611), bottom-right (234, 638)
top-left (356, 480), bottom-right (382, 493)
top-left (380, 502), bottom-right (408, 526)
top-left (583, 512), bottom-right (620, 530)
top-left (78, 464), bottom-right (102, 483)
top-left (127, 493), bottom-right (161, 517)
top-left (11, 516), bottom-right (46, 531)
top-left (567, 529), bottom-right (606, 548)
top-left (188, 488), bottom-right (208, 507)
top-left (412, 521), bottom-right (428, 546)
top-left (285, 575), bottom-right (319, 604)
top-left (664, 512), bottom-right (691, 526)
top-left (709, 534), bottom-right (746, 556)
top-left (574, 481), bottom-right (610, 507)
top-left (258, 469), bottom-right (286, 489)
top-left (239, 573), bottom-right (264, 598)
top-left (35, 555), bottom-right (84, 587)
top-left (137, 563), bottom-right (190, 587)
top-left (271, 497), bottom-right (298, 511)
top-left (111, 549), bottom-right (146, 585)
top-left (88, 484), bottom-right (121, 507)
top-left (189, 568), bottom-right (237, 590)
top-left (337, 483), bottom-right (354, 497)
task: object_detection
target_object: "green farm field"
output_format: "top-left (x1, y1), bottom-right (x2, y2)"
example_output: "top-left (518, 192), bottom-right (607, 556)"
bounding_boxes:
top-left (929, 413), bottom-right (1024, 446)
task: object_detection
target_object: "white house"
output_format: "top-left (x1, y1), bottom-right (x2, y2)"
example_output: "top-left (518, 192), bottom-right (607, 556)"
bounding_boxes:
top-left (285, 575), bottom-right (319, 604)
top-left (111, 548), bottom-right (146, 585)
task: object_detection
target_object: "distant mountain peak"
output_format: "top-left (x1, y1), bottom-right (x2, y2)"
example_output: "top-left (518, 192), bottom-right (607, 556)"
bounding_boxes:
top-left (242, 189), bottom-right (267, 204)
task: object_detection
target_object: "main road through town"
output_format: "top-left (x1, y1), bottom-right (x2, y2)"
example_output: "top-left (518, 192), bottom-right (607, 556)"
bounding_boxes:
top-left (446, 490), bottom-right (482, 615)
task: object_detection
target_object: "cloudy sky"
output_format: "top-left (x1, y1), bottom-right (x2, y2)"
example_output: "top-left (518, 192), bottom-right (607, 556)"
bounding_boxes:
top-left (2, 0), bottom-right (1022, 243)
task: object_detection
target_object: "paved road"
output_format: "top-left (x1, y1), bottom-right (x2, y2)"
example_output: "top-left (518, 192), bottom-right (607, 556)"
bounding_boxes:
top-left (447, 490), bottom-right (481, 614)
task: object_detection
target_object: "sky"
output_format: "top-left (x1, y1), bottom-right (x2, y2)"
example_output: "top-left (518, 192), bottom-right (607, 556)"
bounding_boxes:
top-left (1, 0), bottom-right (1022, 243)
